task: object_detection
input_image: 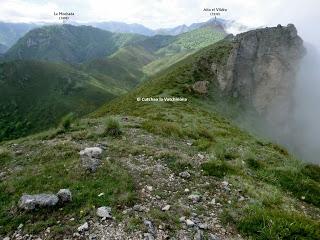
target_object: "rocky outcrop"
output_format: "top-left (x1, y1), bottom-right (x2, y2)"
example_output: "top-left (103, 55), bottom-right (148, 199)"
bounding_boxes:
top-left (19, 189), bottom-right (72, 210)
top-left (19, 194), bottom-right (59, 210)
top-left (192, 81), bottom-right (209, 94)
top-left (214, 24), bottom-right (305, 125)
top-left (80, 147), bottom-right (103, 172)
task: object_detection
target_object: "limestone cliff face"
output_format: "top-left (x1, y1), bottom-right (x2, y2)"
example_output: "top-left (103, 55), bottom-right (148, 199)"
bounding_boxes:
top-left (214, 24), bottom-right (305, 126)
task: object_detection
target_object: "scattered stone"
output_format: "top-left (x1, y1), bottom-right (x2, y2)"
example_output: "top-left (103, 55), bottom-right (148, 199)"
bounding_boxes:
top-left (96, 143), bottom-right (108, 150)
top-left (80, 147), bottom-right (103, 172)
top-left (209, 198), bottom-right (216, 205)
top-left (96, 206), bottom-right (112, 219)
top-left (301, 196), bottom-right (305, 200)
top-left (179, 216), bottom-right (186, 222)
top-left (188, 193), bottom-right (201, 203)
top-left (184, 188), bottom-right (190, 193)
top-left (179, 171), bottom-right (191, 179)
top-left (77, 222), bottom-right (89, 232)
top-left (194, 229), bottom-right (204, 240)
top-left (161, 205), bottom-right (170, 211)
top-left (238, 196), bottom-right (245, 201)
top-left (73, 232), bottom-right (81, 238)
top-left (144, 233), bottom-right (155, 240)
top-left (19, 194), bottom-right (59, 210)
top-left (57, 189), bottom-right (72, 203)
top-left (133, 204), bottom-right (147, 212)
top-left (17, 223), bottom-right (23, 229)
top-left (144, 220), bottom-right (156, 235)
top-left (79, 147), bottom-right (103, 158)
top-left (3, 237), bottom-right (10, 240)
top-left (197, 153), bottom-right (205, 160)
top-left (0, 171), bottom-right (6, 180)
top-left (222, 181), bottom-right (229, 186)
top-left (98, 192), bottom-right (104, 197)
top-left (186, 219), bottom-right (195, 227)
top-left (89, 234), bottom-right (97, 240)
top-left (146, 185), bottom-right (153, 191)
top-left (209, 234), bottom-right (220, 240)
top-left (198, 223), bottom-right (208, 230)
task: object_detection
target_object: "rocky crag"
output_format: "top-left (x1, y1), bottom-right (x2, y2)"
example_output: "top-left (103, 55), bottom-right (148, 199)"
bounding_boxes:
top-left (212, 24), bottom-right (305, 128)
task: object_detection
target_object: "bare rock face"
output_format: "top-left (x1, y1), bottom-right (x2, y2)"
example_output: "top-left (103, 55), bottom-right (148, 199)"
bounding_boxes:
top-left (192, 81), bottom-right (209, 94)
top-left (216, 24), bottom-right (305, 125)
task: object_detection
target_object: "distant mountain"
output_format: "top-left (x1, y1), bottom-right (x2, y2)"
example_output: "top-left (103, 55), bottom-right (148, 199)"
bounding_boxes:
top-left (154, 18), bottom-right (226, 36)
top-left (0, 43), bottom-right (8, 54)
top-left (5, 24), bottom-right (146, 64)
top-left (88, 18), bottom-right (227, 36)
top-left (90, 21), bottom-right (154, 36)
top-left (0, 22), bottom-right (37, 47)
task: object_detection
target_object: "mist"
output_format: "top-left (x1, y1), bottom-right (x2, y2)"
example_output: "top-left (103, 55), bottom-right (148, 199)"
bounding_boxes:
top-left (286, 44), bottom-right (320, 164)
top-left (258, 42), bottom-right (320, 165)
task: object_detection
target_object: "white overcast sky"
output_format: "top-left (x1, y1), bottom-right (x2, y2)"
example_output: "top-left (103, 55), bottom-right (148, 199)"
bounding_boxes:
top-left (0, 0), bottom-right (319, 45)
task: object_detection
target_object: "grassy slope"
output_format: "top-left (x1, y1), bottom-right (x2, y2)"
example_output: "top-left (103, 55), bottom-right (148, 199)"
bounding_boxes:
top-left (143, 26), bottom-right (226, 76)
top-left (94, 40), bottom-right (320, 238)
top-left (0, 60), bottom-right (118, 141)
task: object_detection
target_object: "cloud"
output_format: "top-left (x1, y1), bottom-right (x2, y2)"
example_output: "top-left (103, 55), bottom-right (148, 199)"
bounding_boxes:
top-left (0, 0), bottom-right (319, 46)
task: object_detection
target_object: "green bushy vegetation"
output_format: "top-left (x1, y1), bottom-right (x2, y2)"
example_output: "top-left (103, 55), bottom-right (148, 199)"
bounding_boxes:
top-left (104, 117), bottom-right (122, 137)
top-left (201, 159), bottom-right (235, 178)
top-left (60, 113), bottom-right (75, 131)
top-left (237, 206), bottom-right (320, 239)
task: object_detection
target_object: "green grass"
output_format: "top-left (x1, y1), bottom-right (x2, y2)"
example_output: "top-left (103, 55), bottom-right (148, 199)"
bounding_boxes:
top-left (0, 141), bottom-right (136, 235)
top-left (103, 117), bottom-right (122, 137)
top-left (156, 151), bottom-right (192, 173)
top-left (60, 113), bottom-right (75, 131)
top-left (237, 206), bottom-right (320, 239)
top-left (201, 159), bottom-right (235, 178)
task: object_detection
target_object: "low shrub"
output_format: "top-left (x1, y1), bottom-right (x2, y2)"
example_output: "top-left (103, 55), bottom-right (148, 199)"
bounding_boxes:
top-left (104, 117), bottom-right (122, 137)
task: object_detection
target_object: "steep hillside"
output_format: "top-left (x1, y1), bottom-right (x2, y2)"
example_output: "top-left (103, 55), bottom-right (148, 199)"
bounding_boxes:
top-left (4, 24), bottom-right (146, 64)
top-left (0, 60), bottom-right (118, 141)
top-left (143, 26), bottom-right (226, 75)
top-left (83, 45), bottom-right (156, 88)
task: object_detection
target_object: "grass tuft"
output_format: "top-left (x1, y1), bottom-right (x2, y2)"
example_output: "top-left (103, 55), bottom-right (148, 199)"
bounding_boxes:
top-left (104, 117), bottom-right (122, 137)
top-left (237, 206), bottom-right (320, 239)
top-left (201, 159), bottom-right (234, 178)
